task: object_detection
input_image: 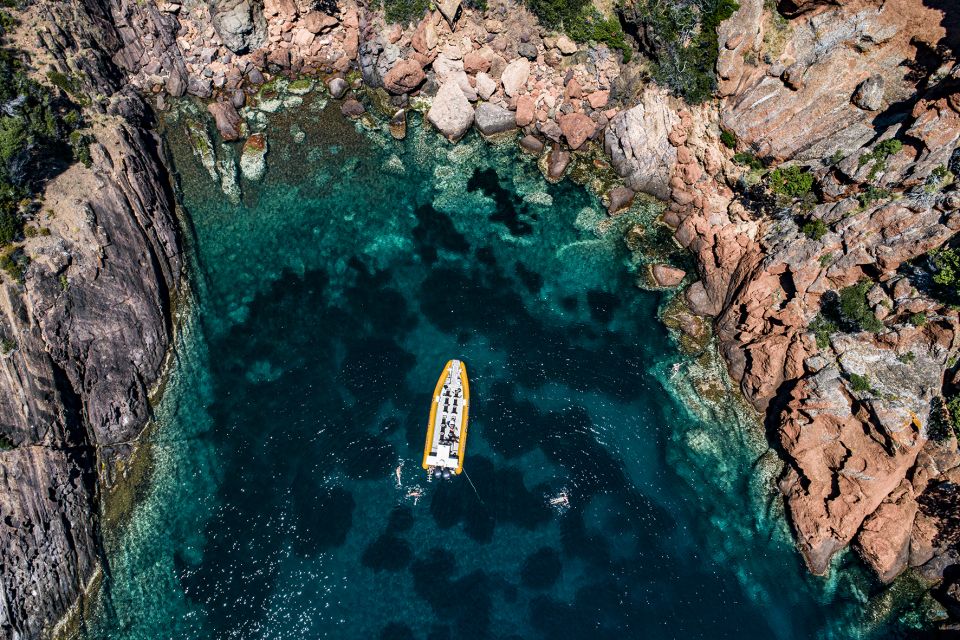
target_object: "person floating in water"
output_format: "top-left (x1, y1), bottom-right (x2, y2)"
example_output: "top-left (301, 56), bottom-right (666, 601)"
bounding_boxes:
top-left (406, 486), bottom-right (423, 505)
top-left (394, 461), bottom-right (404, 488)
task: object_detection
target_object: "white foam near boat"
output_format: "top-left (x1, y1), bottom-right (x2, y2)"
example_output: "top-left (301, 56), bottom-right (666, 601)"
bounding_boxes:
top-left (422, 360), bottom-right (470, 479)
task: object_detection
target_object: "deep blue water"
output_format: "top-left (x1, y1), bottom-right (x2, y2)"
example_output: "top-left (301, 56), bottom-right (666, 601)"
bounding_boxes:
top-left (85, 95), bottom-right (934, 639)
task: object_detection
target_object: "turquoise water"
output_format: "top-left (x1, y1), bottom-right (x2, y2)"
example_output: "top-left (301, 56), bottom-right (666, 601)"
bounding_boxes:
top-left (85, 99), bottom-right (932, 639)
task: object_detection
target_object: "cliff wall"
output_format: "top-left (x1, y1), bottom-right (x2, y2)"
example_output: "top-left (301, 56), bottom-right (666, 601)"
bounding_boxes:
top-left (0, 1), bottom-right (183, 637)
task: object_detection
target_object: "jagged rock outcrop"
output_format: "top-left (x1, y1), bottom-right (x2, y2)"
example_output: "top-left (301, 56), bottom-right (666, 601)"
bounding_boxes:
top-left (718, 0), bottom-right (954, 161)
top-left (0, 117), bottom-right (182, 640)
top-left (605, 88), bottom-right (679, 200)
top-left (1, 2), bottom-right (183, 638)
top-left (632, 0), bottom-right (960, 592)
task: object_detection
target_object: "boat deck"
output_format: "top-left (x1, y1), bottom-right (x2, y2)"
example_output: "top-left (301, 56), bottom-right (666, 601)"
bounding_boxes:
top-left (422, 360), bottom-right (469, 474)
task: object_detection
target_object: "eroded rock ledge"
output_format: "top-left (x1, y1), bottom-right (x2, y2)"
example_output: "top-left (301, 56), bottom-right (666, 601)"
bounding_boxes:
top-left (3, 0), bottom-right (960, 636)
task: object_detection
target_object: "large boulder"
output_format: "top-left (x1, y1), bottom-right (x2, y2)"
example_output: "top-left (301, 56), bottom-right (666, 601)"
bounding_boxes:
top-left (607, 186), bottom-right (635, 215)
top-left (302, 11), bottom-right (338, 34)
top-left (383, 59), bottom-right (425, 95)
top-left (412, 15), bottom-right (438, 54)
top-left (475, 72), bottom-right (496, 100)
top-left (437, 0), bottom-right (461, 27)
top-left (474, 103), bottom-right (516, 136)
top-left (427, 80), bottom-right (475, 141)
top-left (501, 57), bottom-right (530, 97)
top-left (651, 264), bottom-right (686, 287)
top-left (852, 74), bottom-right (884, 111)
top-left (558, 113), bottom-right (595, 150)
top-left (211, 0), bottom-right (266, 54)
top-left (604, 88), bottom-right (678, 200)
top-left (516, 95), bottom-right (535, 127)
top-left (207, 100), bottom-right (243, 141)
top-left (328, 77), bottom-right (349, 99)
top-left (240, 133), bottom-right (267, 181)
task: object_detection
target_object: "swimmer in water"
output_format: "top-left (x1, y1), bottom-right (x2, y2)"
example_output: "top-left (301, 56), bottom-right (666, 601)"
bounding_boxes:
top-left (394, 461), bottom-right (404, 488)
top-left (406, 486), bottom-right (423, 505)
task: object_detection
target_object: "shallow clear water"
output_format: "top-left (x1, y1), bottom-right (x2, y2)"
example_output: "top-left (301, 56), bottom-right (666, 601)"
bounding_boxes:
top-left (86, 99), bottom-right (930, 639)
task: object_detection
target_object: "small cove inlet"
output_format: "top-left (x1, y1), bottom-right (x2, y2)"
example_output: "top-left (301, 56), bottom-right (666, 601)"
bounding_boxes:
top-left (81, 99), bottom-right (938, 640)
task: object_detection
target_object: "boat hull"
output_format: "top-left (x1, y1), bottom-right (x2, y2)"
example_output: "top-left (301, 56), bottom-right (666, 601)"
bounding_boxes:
top-left (422, 360), bottom-right (470, 475)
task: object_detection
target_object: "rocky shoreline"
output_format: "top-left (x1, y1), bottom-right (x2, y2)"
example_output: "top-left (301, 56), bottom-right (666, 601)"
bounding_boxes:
top-left (2, 0), bottom-right (960, 636)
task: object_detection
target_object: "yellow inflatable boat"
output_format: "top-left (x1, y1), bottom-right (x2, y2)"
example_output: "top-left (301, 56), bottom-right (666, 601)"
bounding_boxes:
top-left (422, 360), bottom-right (470, 479)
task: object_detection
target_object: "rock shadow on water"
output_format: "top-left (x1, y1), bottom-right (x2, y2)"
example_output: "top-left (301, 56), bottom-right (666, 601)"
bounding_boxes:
top-left (481, 380), bottom-right (547, 459)
top-left (412, 202), bottom-right (470, 265)
top-left (410, 548), bottom-right (493, 640)
top-left (521, 547), bottom-right (562, 590)
top-left (467, 167), bottom-right (535, 237)
top-left (291, 485), bottom-right (355, 555)
top-left (362, 533), bottom-right (414, 573)
top-left (380, 621), bottom-right (416, 640)
top-left (388, 504), bottom-right (415, 533)
top-left (428, 455), bottom-right (551, 541)
top-left (176, 503), bottom-right (281, 635)
top-left (337, 335), bottom-right (417, 402)
top-left (342, 433), bottom-right (396, 480)
top-left (587, 289), bottom-right (620, 324)
top-left (514, 260), bottom-right (544, 295)
top-left (539, 406), bottom-right (627, 498)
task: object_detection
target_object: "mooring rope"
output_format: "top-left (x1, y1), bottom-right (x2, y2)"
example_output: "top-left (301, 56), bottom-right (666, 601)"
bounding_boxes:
top-left (462, 468), bottom-right (485, 506)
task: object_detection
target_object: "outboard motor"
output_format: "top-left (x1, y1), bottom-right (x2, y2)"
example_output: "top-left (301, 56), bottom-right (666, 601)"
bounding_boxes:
top-left (442, 469), bottom-right (452, 480)
top-left (433, 467), bottom-right (442, 480)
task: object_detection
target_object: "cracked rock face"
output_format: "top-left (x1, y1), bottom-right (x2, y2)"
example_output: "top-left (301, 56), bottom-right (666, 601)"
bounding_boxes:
top-left (719, 0), bottom-right (951, 161)
top-left (0, 118), bottom-right (183, 640)
top-left (778, 325), bottom-right (953, 575)
top-left (0, 1), bottom-right (183, 637)
top-left (604, 88), bottom-right (678, 200)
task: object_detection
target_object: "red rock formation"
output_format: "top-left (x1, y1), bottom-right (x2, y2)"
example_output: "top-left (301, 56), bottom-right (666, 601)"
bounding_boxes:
top-left (383, 58), bottom-right (426, 94)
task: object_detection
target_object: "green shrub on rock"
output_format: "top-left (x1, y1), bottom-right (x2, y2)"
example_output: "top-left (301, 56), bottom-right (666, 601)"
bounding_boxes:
top-left (620, 0), bottom-right (739, 103)
top-left (932, 247), bottom-right (960, 288)
top-left (858, 185), bottom-right (890, 208)
top-left (769, 165), bottom-right (813, 198)
top-left (838, 280), bottom-right (883, 333)
top-left (849, 373), bottom-right (871, 393)
top-left (0, 246), bottom-right (27, 282)
top-left (380, 0), bottom-right (429, 25)
top-left (809, 313), bottom-right (837, 350)
top-left (733, 151), bottom-right (763, 170)
top-left (565, 9), bottom-right (632, 61)
top-left (801, 219), bottom-right (828, 241)
top-left (526, 0), bottom-right (589, 29)
top-left (720, 129), bottom-right (736, 148)
top-left (945, 396), bottom-right (960, 440)
top-left (0, 49), bottom-right (84, 246)
top-left (525, 0), bottom-right (632, 61)
top-left (858, 139), bottom-right (903, 182)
